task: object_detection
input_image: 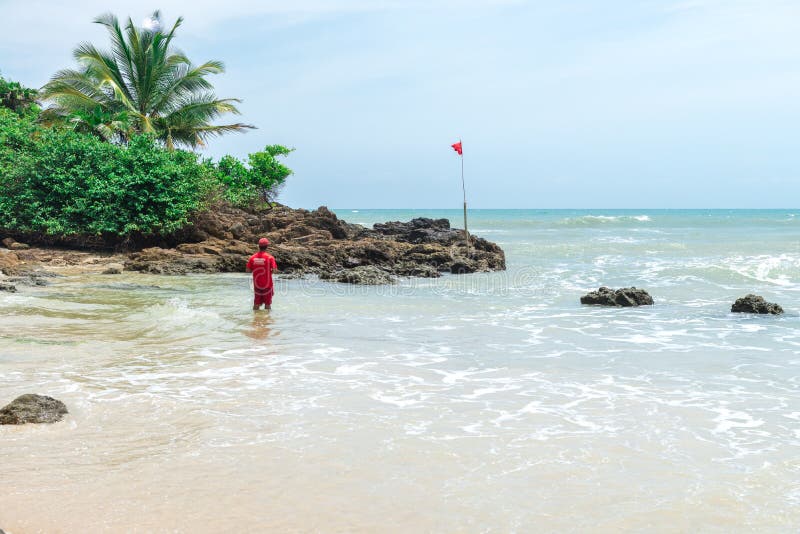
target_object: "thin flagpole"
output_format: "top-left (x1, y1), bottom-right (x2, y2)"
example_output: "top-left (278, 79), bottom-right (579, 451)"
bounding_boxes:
top-left (460, 139), bottom-right (470, 251)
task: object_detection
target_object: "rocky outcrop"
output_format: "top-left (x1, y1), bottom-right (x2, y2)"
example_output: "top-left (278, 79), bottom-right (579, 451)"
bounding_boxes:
top-left (580, 286), bottom-right (654, 307)
top-left (0, 394), bottom-right (68, 424)
top-left (0, 205), bottom-right (505, 284)
top-left (122, 205), bottom-right (506, 283)
top-left (731, 294), bottom-right (784, 315)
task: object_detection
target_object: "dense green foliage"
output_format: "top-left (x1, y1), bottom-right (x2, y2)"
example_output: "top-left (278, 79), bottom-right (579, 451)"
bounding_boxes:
top-left (0, 74), bottom-right (39, 116)
top-left (0, 107), bottom-right (213, 236)
top-left (40, 11), bottom-right (253, 149)
top-left (216, 145), bottom-right (294, 206)
top-left (0, 70), bottom-right (293, 239)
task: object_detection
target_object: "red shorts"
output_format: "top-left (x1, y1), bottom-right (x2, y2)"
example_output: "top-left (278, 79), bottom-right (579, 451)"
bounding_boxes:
top-left (254, 287), bottom-right (274, 307)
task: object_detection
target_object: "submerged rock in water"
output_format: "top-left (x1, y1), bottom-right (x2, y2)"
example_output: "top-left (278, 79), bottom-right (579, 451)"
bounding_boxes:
top-left (102, 263), bottom-right (124, 274)
top-left (0, 394), bottom-right (68, 424)
top-left (319, 265), bottom-right (396, 285)
top-left (731, 294), bottom-right (783, 315)
top-left (7, 271), bottom-right (59, 287)
top-left (580, 286), bottom-right (654, 307)
top-left (0, 282), bottom-right (17, 292)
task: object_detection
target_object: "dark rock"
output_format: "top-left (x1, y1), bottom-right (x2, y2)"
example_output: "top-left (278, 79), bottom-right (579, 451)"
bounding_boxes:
top-left (306, 206), bottom-right (349, 240)
top-left (372, 218), bottom-right (465, 245)
top-left (230, 222), bottom-right (246, 239)
top-left (0, 394), bottom-right (68, 424)
top-left (7, 271), bottom-right (59, 287)
top-left (214, 253), bottom-right (250, 273)
top-left (275, 271), bottom-right (306, 280)
top-left (270, 245), bottom-right (327, 273)
top-left (0, 282), bottom-right (17, 292)
top-left (731, 294), bottom-right (783, 315)
top-left (450, 259), bottom-right (479, 274)
top-left (222, 242), bottom-right (252, 256)
top-left (392, 262), bottom-right (441, 278)
top-left (580, 286), bottom-right (654, 307)
top-left (320, 265), bottom-right (396, 285)
top-left (405, 244), bottom-right (455, 271)
top-left (125, 248), bottom-right (182, 274)
top-left (373, 217), bottom-right (451, 234)
top-left (176, 239), bottom-right (225, 255)
top-left (125, 247), bottom-right (219, 275)
top-left (102, 263), bottom-right (124, 275)
top-left (343, 256), bottom-right (362, 268)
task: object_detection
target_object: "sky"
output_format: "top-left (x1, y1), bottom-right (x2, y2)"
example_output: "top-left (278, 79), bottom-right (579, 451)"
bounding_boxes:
top-left (1, 0), bottom-right (799, 208)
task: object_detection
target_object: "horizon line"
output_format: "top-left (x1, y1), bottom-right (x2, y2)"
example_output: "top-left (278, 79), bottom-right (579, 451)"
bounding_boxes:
top-left (323, 207), bottom-right (800, 211)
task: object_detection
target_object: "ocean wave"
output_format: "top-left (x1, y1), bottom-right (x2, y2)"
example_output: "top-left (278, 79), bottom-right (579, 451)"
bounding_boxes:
top-left (125, 297), bottom-right (229, 337)
top-left (726, 254), bottom-right (800, 287)
top-left (556, 214), bottom-right (652, 227)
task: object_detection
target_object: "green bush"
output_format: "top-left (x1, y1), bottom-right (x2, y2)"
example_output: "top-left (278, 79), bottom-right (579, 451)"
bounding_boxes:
top-left (0, 74), bottom-right (39, 116)
top-left (0, 108), bottom-right (213, 236)
top-left (0, 70), bottom-right (293, 242)
top-left (215, 145), bottom-right (294, 207)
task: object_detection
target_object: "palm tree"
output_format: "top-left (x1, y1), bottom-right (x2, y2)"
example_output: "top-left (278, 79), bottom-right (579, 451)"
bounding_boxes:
top-left (40, 11), bottom-right (254, 149)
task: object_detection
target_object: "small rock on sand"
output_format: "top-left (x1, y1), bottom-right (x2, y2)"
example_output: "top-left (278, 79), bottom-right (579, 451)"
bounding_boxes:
top-left (0, 393), bottom-right (69, 424)
top-left (580, 286), bottom-right (654, 307)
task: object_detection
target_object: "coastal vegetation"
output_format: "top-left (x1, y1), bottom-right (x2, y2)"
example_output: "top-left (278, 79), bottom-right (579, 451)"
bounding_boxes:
top-left (0, 107), bottom-right (212, 236)
top-left (0, 75), bottom-right (39, 116)
top-left (0, 11), bottom-right (293, 244)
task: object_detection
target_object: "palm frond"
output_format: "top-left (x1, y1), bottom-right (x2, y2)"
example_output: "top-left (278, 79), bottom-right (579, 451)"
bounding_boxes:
top-left (43, 10), bottom-right (250, 149)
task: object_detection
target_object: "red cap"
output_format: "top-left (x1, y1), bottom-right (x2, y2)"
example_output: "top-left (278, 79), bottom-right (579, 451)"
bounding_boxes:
top-left (258, 237), bottom-right (270, 247)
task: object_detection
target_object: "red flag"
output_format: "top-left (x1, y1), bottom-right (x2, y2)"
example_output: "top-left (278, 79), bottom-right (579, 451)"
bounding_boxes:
top-left (451, 141), bottom-right (462, 155)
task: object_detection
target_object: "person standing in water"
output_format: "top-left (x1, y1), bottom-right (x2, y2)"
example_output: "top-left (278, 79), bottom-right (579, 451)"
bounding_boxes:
top-left (246, 237), bottom-right (278, 310)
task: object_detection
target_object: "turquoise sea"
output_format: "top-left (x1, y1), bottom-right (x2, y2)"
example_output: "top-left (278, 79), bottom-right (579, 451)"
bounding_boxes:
top-left (1, 209), bottom-right (799, 531)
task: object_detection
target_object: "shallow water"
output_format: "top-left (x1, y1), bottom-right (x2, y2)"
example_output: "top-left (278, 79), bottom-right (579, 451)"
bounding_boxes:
top-left (2, 209), bottom-right (799, 532)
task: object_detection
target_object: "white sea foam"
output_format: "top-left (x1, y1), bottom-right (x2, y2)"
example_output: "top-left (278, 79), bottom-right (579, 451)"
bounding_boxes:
top-left (557, 214), bottom-right (652, 226)
top-left (712, 407), bottom-right (765, 433)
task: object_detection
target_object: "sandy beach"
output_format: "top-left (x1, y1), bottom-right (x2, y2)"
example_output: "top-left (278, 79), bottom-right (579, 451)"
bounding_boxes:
top-left (2, 209), bottom-right (799, 532)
